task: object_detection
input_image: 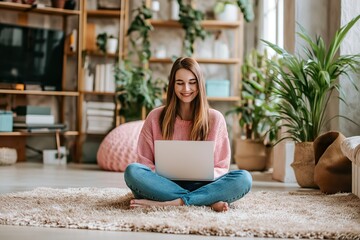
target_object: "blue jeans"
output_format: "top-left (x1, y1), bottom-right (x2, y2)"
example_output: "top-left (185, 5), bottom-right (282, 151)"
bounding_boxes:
top-left (124, 163), bottom-right (252, 206)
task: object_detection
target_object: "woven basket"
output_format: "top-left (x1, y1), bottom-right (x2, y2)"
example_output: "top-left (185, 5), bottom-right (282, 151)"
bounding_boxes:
top-left (0, 148), bottom-right (17, 165)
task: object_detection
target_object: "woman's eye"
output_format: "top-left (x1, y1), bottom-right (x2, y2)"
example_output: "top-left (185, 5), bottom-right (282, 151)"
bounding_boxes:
top-left (190, 81), bottom-right (197, 85)
top-left (176, 82), bottom-right (184, 85)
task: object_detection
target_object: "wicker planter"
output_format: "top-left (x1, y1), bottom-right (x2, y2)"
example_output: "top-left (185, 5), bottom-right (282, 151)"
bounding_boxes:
top-left (291, 142), bottom-right (318, 188)
top-left (234, 139), bottom-right (266, 171)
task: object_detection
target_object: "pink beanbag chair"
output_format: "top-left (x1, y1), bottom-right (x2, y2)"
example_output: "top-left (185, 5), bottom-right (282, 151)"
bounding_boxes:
top-left (97, 120), bottom-right (144, 171)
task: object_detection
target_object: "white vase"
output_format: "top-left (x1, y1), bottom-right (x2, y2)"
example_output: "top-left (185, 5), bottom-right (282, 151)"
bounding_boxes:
top-left (106, 38), bottom-right (118, 54)
top-left (216, 4), bottom-right (238, 22)
top-left (169, 0), bottom-right (179, 20)
top-left (213, 41), bottom-right (229, 59)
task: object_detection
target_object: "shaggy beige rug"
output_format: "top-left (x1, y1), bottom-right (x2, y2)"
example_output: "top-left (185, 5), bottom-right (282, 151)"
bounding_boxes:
top-left (0, 188), bottom-right (359, 239)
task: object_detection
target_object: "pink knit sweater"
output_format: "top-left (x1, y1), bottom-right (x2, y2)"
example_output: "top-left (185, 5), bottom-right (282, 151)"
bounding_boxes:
top-left (137, 106), bottom-right (231, 178)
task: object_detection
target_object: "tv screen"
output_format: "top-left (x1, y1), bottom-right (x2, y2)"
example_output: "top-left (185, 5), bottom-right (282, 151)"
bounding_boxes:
top-left (0, 23), bottom-right (65, 91)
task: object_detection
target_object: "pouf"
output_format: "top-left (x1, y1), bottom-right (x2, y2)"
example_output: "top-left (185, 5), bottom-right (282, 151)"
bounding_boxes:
top-left (0, 148), bottom-right (17, 165)
top-left (97, 120), bottom-right (144, 172)
top-left (313, 131), bottom-right (351, 194)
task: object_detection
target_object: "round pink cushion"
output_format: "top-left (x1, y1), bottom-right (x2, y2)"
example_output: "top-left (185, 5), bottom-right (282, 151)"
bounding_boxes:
top-left (97, 120), bottom-right (144, 172)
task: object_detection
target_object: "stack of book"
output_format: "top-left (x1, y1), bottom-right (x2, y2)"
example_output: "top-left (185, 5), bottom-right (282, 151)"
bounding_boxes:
top-left (14, 105), bottom-right (54, 125)
top-left (13, 105), bottom-right (66, 132)
top-left (84, 63), bottom-right (116, 93)
top-left (84, 101), bottom-right (115, 134)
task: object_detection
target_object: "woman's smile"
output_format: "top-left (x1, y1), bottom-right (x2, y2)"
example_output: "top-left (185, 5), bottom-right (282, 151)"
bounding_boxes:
top-left (174, 68), bottom-right (199, 103)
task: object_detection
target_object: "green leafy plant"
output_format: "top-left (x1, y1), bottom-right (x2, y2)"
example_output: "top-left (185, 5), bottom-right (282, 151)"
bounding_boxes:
top-left (115, 1), bottom-right (164, 122)
top-left (226, 49), bottom-right (280, 144)
top-left (177, 0), bottom-right (207, 56)
top-left (127, 2), bottom-right (153, 64)
top-left (114, 60), bottom-right (164, 121)
top-left (264, 15), bottom-right (360, 143)
top-left (214, 0), bottom-right (255, 22)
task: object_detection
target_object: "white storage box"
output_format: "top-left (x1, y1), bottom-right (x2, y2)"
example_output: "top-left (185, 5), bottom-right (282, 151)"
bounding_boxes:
top-left (43, 147), bottom-right (67, 165)
top-left (272, 141), bottom-right (297, 183)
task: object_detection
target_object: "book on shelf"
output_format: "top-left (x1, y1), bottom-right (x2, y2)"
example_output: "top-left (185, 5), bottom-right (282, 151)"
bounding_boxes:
top-left (13, 114), bottom-right (55, 124)
top-left (86, 101), bottom-right (116, 110)
top-left (94, 63), bottom-right (116, 93)
top-left (86, 108), bottom-right (114, 117)
top-left (15, 105), bottom-right (51, 115)
top-left (13, 123), bottom-right (67, 133)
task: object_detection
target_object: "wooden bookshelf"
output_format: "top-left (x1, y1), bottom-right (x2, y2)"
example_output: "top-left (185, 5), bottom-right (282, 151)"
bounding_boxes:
top-left (0, 89), bottom-right (79, 96)
top-left (0, 1), bottom-right (80, 16)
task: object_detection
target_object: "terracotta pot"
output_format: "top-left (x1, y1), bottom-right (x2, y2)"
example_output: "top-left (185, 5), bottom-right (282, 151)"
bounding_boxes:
top-left (51, 0), bottom-right (66, 8)
top-left (234, 139), bottom-right (266, 171)
top-left (291, 142), bottom-right (318, 188)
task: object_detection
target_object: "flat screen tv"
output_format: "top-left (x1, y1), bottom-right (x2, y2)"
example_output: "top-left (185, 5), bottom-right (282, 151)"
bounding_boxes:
top-left (0, 23), bottom-right (65, 91)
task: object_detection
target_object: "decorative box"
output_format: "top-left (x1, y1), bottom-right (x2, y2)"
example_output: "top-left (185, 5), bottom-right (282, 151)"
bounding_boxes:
top-left (43, 147), bottom-right (67, 165)
top-left (206, 79), bottom-right (230, 97)
top-left (0, 111), bottom-right (13, 132)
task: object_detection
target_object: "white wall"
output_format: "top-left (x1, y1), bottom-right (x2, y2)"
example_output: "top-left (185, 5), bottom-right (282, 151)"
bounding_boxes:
top-left (339, 1), bottom-right (360, 136)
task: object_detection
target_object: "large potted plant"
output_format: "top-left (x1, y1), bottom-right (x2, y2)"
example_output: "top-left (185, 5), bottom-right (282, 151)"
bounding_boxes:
top-left (226, 49), bottom-right (279, 171)
top-left (264, 15), bottom-right (360, 187)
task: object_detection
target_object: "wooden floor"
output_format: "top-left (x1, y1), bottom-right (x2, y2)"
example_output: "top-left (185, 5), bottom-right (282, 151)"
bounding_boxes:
top-left (0, 162), bottom-right (300, 240)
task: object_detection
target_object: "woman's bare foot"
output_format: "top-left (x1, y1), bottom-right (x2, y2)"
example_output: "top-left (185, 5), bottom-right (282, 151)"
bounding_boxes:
top-left (130, 199), bottom-right (229, 212)
top-left (210, 201), bottom-right (229, 212)
top-left (130, 198), bottom-right (184, 209)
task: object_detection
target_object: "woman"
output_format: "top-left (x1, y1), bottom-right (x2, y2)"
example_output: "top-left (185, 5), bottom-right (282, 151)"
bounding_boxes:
top-left (125, 57), bottom-right (252, 212)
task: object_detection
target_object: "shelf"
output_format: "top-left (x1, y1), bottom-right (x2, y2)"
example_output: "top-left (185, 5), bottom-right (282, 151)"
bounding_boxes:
top-left (150, 58), bottom-right (240, 64)
top-left (0, 131), bottom-right (79, 136)
top-left (150, 20), bottom-right (241, 29)
top-left (86, 9), bottom-right (124, 17)
top-left (0, 89), bottom-right (79, 96)
top-left (80, 91), bottom-right (116, 96)
top-left (207, 96), bottom-right (240, 102)
top-left (0, 2), bottom-right (80, 16)
top-left (85, 50), bottom-right (122, 58)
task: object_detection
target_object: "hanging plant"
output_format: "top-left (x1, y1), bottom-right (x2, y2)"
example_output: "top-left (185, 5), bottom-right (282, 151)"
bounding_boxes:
top-left (127, 2), bottom-right (153, 64)
top-left (177, 0), bottom-right (207, 56)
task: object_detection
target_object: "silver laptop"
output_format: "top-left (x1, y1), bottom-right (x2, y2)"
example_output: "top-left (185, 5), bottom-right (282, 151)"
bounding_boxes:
top-left (154, 140), bottom-right (215, 181)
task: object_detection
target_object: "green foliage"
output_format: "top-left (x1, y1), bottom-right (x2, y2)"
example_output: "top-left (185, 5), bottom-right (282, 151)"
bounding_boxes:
top-left (177, 0), bottom-right (207, 56)
top-left (115, 1), bottom-right (165, 121)
top-left (226, 49), bottom-right (280, 144)
top-left (127, 2), bottom-right (153, 64)
top-left (214, 0), bottom-right (255, 22)
top-left (96, 33), bottom-right (116, 53)
top-left (114, 60), bottom-right (164, 121)
top-left (264, 15), bottom-right (360, 143)
top-left (96, 33), bottom-right (108, 53)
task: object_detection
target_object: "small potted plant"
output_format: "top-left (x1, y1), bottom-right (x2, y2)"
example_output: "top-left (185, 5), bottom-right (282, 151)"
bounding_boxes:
top-left (226, 49), bottom-right (280, 171)
top-left (96, 33), bottom-right (118, 54)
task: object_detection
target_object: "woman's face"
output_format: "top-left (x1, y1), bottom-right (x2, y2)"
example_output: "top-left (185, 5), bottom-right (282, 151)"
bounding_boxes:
top-left (174, 68), bottom-right (199, 104)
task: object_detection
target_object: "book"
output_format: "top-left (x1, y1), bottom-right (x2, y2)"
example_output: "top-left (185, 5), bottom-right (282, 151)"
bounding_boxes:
top-left (13, 115), bottom-right (55, 124)
top-left (86, 109), bottom-right (114, 117)
top-left (13, 123), bottom-right (66, 132)
top-left (15, 106), bottom-right (51, 115)
top-left (86, 101), bottom-right (116, 110)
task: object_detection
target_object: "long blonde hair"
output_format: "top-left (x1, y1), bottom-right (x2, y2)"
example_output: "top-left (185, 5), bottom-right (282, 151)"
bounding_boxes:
top-left (160, 57), bottom-right (209, 140)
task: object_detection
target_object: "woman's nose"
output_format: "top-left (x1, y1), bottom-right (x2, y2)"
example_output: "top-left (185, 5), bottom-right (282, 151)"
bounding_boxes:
top-left (184, 83), bottom-right (191, 91)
